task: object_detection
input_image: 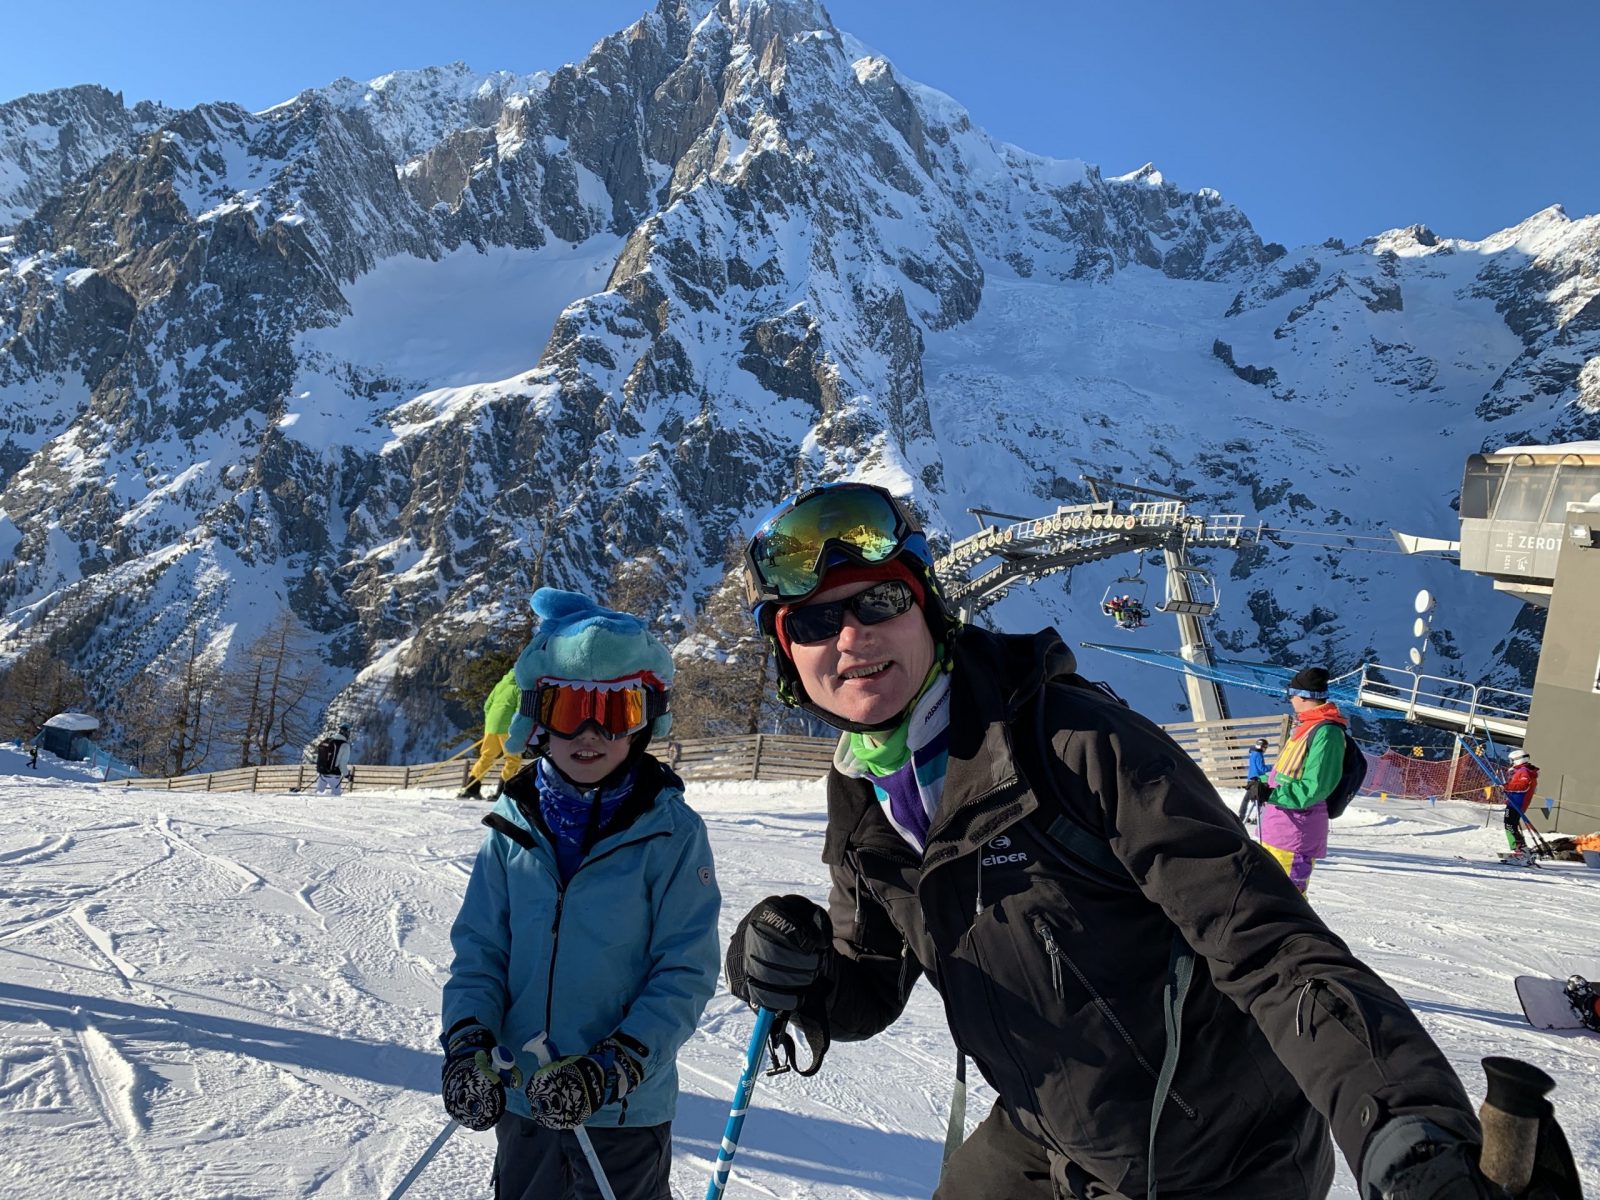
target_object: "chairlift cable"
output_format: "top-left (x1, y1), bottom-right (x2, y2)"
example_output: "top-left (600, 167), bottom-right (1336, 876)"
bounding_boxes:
top-left (1257, 525), bottom-right (1402, 543)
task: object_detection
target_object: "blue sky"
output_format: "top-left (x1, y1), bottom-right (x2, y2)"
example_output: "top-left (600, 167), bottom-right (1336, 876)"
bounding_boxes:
top-left (7, 0), bottom-right (1596, 249)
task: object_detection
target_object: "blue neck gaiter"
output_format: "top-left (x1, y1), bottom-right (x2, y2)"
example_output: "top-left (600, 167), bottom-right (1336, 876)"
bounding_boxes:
top-left (535, 757), bottom-right (634, 884)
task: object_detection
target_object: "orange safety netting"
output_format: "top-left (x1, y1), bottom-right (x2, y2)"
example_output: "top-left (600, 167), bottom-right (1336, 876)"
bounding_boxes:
top-left (1359, 749), bottom-right (1503, 803)
top-left (1576, 834), bottom-right (1600, 853)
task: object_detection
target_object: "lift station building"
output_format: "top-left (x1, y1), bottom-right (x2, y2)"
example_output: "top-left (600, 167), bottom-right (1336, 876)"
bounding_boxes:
top-left (1457, 444), bottom-right (1600, 831)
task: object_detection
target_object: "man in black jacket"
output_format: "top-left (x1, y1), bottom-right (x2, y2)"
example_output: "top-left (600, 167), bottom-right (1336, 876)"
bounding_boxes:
top-left (725, 482), bottom-right (1555, 1200)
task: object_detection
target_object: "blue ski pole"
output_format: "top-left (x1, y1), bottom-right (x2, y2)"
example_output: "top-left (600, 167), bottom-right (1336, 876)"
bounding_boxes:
top-left (385, 1118), bottom-right (458, 1200)
top-left (705, 1007), bottom-right (776, 1200)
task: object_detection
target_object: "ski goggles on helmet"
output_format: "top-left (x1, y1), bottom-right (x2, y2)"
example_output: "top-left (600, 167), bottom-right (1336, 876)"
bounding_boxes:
top-left (529, 674), bottom-right (668, 740)
top-left (781, 578), bottom-right (918, 645)
top-left (744, 483), bottom-right (930, 607)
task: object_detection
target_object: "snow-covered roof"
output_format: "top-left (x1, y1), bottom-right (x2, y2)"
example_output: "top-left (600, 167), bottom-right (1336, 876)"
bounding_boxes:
top-left (42, 711), bottom-right (99, 732)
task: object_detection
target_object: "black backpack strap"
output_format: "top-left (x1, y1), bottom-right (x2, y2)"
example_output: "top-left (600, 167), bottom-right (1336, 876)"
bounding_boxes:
top-left (1041, 809), bottom-right (1135, 890)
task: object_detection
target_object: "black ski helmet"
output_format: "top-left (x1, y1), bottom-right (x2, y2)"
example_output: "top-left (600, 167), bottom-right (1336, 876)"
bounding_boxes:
top-left (742, 481), bottom-right (957, 733)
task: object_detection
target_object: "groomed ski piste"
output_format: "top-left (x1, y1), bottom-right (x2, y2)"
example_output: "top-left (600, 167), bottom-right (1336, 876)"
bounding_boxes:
top-left (1, 744), bottom-right (1596, 1199)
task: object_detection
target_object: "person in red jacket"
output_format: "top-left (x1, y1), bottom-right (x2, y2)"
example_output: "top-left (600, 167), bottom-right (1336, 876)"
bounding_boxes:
top-left (1502, 747), bottom-right (1540, 862)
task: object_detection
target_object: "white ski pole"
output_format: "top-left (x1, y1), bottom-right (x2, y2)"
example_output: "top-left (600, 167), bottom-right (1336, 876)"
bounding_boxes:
top-left (526, 1032), bottom-right (619, 1200)
top-left (574, 1126), bottom-right (620, 1200)
top-left (385, 1118), bottom-right (458, 1200)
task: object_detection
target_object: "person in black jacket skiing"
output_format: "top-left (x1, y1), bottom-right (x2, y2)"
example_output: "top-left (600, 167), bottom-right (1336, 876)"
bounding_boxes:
top-left (724, 482), bottom-right (1566, 1200)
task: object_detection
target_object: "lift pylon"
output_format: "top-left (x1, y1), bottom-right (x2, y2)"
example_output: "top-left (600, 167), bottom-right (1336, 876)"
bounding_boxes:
top-left (933, 491), bottom-right (1245, 721)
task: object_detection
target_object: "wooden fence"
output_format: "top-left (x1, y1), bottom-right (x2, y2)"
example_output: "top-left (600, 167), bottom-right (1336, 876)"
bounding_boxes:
top-left (670, 734), bottom-right (837, 782)
top-left (1161, 714), bottom-right (1292, 788)
top-left (109, 717), bottom-right (1281, 795)
top-left (113, 759), bottom-right (479, 793)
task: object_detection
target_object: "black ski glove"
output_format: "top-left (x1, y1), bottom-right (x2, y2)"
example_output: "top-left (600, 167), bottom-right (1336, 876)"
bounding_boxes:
top-left (1360, 1118), bottom-right (1501, 1199)
top-left (1362, 1108), bottom-right (1582, 1200)
top-left (440, 1024), bottom-right (520, 1131)
top-left (726, 894), bottom-right (834, 1015)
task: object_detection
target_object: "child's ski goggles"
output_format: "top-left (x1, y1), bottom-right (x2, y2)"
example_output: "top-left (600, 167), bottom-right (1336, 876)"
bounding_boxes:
top-left (744, 483), bottom-right (930, 606)
top-left (528, 674), bottom-right (668, 740)
top-left (780, 579), bottom-right (918, 645)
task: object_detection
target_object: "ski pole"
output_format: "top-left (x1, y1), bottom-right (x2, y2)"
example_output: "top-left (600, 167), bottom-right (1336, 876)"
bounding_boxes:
top-left (574, 1126), bottom-right (619, 1200)
top-left (705, 1006), bottom-right (777, 1200)
top-left (1463, 737), bottom-right (1559, 858)
top-left (385, 1118), bottom-right (458, 1200)
top-left (518, 1032), bottom-right (619, 1199)
top-left (1478, 1057), bottom-right (1553, 1194)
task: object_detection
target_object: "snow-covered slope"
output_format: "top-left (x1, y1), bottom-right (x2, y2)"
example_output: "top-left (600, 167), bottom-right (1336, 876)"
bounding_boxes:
top-left (0, 771), bottom-right (1596, 1198)
top-left (0, 0), bottom-right (1597, 756)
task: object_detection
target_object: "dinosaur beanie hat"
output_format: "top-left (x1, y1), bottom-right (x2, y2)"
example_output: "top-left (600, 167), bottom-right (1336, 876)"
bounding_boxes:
top-left (506, 588), bottom-right (675, 751)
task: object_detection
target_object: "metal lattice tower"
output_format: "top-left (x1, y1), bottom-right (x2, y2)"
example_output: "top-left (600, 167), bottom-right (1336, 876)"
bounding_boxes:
top-left (933, 492), bottom-right (1247, 722)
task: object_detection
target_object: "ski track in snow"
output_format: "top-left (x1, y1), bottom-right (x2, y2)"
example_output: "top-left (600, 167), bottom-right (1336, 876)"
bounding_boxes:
top-left (0, 775), bottom-right (1596, 1198)
top-left (155, 811), bottom-right (264, 894)
top-left (75, 1020), bottom-right (146, 1142)
top-left (0, 831), bottom-right (74, 865)
top-left (69, 904), bottom-right (142, 982)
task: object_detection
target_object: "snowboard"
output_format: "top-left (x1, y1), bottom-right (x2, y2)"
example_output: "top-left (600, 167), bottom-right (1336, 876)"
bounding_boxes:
top-left (1515, 975), bottom-right (1593, 1031)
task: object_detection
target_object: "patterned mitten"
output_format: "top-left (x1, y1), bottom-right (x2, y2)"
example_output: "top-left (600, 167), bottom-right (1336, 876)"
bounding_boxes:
top-left (441, 1026), bottom-right (521, 1131)
top-left (524, 1035), bottom-right (646, 1130)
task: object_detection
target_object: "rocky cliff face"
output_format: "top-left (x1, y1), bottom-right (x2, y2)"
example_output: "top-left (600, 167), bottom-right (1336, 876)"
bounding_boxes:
top-left (1, 0), bottom-right (1596, 757)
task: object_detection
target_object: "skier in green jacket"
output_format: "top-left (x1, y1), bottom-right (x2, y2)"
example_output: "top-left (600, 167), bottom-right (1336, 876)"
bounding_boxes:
top-left (459, 669), bottom-right (524, 800)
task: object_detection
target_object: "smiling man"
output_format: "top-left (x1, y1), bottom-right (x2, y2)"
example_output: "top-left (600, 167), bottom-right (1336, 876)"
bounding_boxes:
top-left (722, 481), bottom-right (1567, 1200)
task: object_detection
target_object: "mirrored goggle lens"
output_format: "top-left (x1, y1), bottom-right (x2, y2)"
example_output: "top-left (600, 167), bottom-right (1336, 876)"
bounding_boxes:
top-left (750, 487), bottom-right (908, 600)
top-left (536, 683), bottom-right (651, 739)
top-left (783, 579), bottom-right (916, 645)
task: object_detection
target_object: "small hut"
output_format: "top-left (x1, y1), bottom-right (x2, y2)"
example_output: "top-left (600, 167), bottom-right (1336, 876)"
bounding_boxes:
top-left (38, 713), bottom-right (100, 761)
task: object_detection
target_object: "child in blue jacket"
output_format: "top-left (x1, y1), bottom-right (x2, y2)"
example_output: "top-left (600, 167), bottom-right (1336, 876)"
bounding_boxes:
top-left (440, 589), bottom-right (721, 1200)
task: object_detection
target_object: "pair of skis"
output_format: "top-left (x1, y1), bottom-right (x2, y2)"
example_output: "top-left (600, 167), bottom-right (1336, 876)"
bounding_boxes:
top-left (385, 1009), bottom-right (782, 1200)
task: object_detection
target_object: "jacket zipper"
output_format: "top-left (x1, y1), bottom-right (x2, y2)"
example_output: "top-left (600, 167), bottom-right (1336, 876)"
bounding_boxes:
top-left (543, 886), bottom-right (567, 1031)
top-left (1035, 918), bottom-right (1065, 999)
top-left (1033, 918), bottom-right (1198, 1121)
top-left (535, 827), bottom-right (670, 1069)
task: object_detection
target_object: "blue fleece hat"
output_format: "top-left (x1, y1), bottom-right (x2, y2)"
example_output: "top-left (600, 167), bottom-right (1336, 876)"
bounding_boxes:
top-left (505, 588), bottom-right (675, 753)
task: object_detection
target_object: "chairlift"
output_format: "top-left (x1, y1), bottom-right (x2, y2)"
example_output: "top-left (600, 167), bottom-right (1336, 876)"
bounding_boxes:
top-left (1155, 565), bottom-right (1218, 617)
top-left (1100, 558), bottom-right (1152, 630)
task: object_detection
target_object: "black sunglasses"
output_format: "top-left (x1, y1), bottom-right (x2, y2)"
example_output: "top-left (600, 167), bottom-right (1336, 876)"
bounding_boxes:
top-left (782, 579), bottom-right (917, 645)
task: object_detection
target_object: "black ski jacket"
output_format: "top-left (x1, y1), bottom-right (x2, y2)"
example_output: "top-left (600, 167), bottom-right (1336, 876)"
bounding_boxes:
top-left (818, 625), bottom-right (1477, 1196)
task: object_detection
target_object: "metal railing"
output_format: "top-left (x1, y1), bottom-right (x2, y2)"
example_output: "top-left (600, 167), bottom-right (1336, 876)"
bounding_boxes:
top-left (1355, 664), bottom-right (1531, 739)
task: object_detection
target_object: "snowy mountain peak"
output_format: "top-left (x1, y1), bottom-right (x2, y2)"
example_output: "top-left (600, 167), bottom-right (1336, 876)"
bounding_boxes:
top-left (0, 5), bottom-right (1596, 762)
top-left (1116, 163), bottom-right (1166, 187)
top-left (1468, 202), bottom-right (1580, 256)
top-left (0, 84), bottom-right (169, 230)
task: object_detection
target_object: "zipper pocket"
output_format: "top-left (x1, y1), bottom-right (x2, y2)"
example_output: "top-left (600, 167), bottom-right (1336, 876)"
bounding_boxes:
top-left (1035, 919), bottom-right (1065, 999)
top-left (1294, 976), bottom-right (1373, 1051)
top-left (1032, 918), bottom-right (1198, 1121)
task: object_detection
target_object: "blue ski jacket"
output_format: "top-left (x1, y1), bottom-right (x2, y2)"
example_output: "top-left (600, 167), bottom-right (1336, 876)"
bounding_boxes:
top-left (442, 756), bottom-right (721, 1126)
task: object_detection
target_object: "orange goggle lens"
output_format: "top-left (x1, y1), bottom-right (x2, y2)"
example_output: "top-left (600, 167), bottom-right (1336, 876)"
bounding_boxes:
top-left (535, 680), bottom-right (657, 740)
